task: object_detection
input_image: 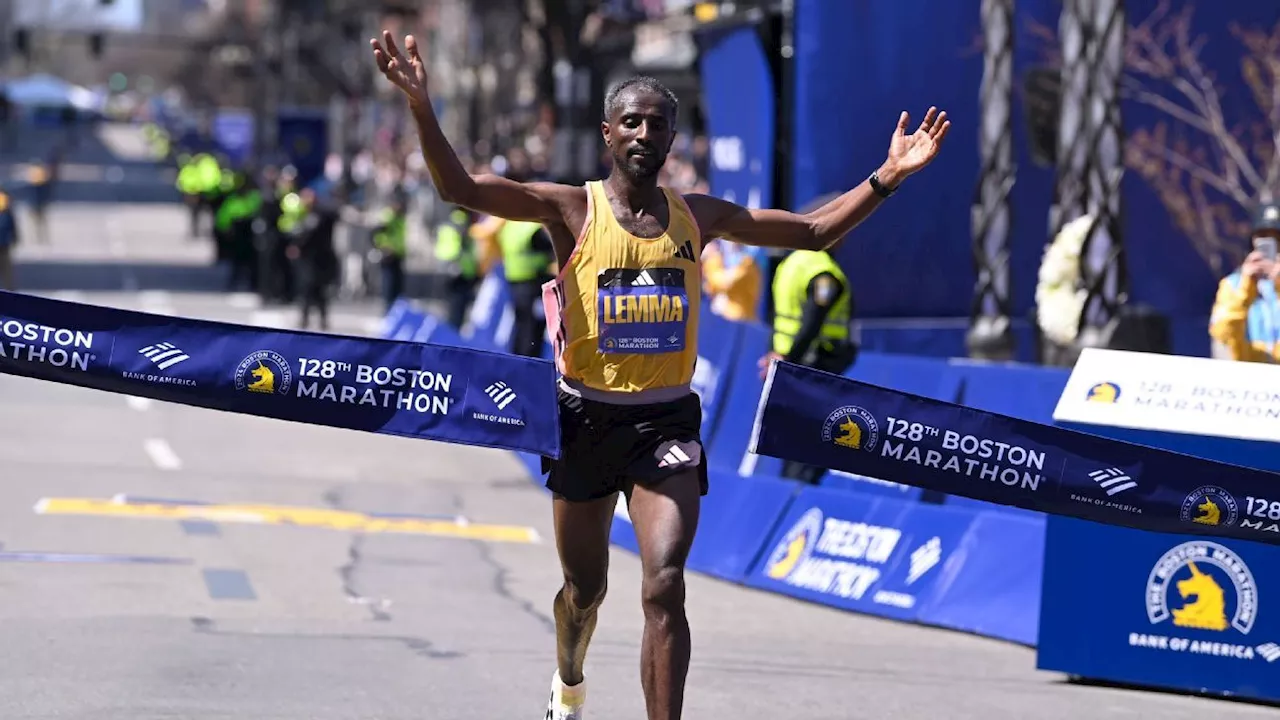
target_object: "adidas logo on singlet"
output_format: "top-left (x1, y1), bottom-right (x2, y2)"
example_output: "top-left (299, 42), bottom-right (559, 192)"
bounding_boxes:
top-left (671, 240), bottom-right (695, 261)
top-left (631, 270), bottom-right (656, 286)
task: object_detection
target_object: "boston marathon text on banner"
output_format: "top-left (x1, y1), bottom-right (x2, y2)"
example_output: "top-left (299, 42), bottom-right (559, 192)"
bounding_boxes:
top-left (750, 361), bottom-right (1280, 547)
top-left (0, 291), bottom-right (560, 458)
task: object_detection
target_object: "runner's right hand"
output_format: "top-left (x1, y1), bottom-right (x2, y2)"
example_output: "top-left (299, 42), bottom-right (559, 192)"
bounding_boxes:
top-left (371, 31), bottom-right (430, 109)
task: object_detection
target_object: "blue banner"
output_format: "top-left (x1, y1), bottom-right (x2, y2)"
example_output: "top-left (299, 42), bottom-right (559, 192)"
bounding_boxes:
top-left (1038, 517), bottom-right (1280, 702)
top-left (751, 361), bottom-right (1280, 547)
top-left (746, 486), bottom-right (976, 622)
top-left (0, 292), bottom-right (560, 458)
top-left (697, 25), bottom-right (775, 209)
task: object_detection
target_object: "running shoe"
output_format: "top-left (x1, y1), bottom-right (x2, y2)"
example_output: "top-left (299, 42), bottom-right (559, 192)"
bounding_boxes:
top-left (543, 670), bottom-right (585, 720)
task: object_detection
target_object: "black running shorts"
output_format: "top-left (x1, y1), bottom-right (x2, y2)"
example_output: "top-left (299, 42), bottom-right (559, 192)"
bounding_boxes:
top-left (541, 386), bottom-right (709, 503)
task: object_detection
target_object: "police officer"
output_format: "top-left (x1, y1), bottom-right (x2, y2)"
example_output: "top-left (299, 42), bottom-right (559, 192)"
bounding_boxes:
top-left (762, 248), bottom-right (858, 484)
top-left (496, 218), bottom-right (554, 357)
top-left (434, 205), bottom-right (479, 330)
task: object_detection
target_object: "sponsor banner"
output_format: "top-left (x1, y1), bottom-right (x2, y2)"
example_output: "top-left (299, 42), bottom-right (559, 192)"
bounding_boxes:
top-left (1038, 516), bottom-right (1280, 702)
top-left (745, 486), bottom-right (973, 621)
top-left (1053, 347), bottom-right (1280, 444)
top-left (0, 291), bottom-right (560, 458)
top-left (751, 361), bottom-right (1280, 547)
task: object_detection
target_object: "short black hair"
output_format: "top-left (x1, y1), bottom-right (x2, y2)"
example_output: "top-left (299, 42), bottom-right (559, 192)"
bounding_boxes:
top-left (603, 75), bottom-right (678, 121)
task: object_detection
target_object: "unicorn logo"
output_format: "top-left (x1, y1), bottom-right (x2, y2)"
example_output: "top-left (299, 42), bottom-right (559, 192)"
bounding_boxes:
top-left (234, 350), bottom-right (293, 396)
top-left (1086, 382), bottom-right (1121, 403)
top-left (1192, 497), bottom-right (1220, 526)
top-left (247, 361), bottom-right (275, 394)
top-left (1171, 562), bottom-right (1229, 631)
top-left (1147, 541), bottom-right (1257, 635)
top-left (765, 509), bottom-right (823, 581)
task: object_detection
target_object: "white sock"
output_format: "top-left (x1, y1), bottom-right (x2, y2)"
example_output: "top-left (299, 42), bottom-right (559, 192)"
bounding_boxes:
top-left (553, 671), bottom-right (586, 707)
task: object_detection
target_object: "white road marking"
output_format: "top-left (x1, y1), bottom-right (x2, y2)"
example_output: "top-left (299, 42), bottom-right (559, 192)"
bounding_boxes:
top-left (143, 438), bottom-right (182, 471)
top-left (126, 396), bottom-right (152, 412)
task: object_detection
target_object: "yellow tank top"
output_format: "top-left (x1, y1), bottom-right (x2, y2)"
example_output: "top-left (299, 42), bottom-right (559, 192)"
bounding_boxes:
top-left (541, 180), bottom-right (703, 402)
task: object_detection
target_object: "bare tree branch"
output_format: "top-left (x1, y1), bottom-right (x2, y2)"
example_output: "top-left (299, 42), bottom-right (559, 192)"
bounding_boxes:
top-left (1031, 0), bottom-right (1280, 270)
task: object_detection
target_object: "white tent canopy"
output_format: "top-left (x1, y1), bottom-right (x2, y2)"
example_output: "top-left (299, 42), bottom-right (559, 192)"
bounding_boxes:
top-left (3, 73), bottom-right (99, 110)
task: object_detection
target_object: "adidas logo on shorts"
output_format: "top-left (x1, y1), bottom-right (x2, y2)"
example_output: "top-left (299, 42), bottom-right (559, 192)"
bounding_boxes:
top-left (658, 444), bottom-right (691, 468)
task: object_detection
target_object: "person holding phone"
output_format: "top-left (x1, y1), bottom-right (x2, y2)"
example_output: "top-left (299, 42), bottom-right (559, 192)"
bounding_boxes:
top-left (1209, 202), bottom-right (1280, 363)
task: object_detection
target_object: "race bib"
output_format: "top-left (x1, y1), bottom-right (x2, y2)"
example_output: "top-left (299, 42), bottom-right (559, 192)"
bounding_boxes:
top-left (597, 268), bottom-right (689, 354)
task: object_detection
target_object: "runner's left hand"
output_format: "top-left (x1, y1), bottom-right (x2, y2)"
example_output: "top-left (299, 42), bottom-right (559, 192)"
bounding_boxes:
top-left (884, 107), bottom-right (950, 182)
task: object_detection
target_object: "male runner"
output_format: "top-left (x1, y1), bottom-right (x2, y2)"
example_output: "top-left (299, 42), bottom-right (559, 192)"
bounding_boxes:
top-left (371, 31), bottom-right (949, 720)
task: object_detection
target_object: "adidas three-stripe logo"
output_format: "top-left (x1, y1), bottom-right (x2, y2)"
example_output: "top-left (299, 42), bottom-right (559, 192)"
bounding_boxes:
top-left (138, 342), bottom-right (190, 371)
top-left (671, 240), bottom-right (695, 261)
top-left (1088, 467), bottom-right (1137, 496)
top-left (631, 270), bottom-right (656, 286)
top-left (485, 381), bottom-right (517, 410)
top-left (658, 444), bottom-right (691, 468)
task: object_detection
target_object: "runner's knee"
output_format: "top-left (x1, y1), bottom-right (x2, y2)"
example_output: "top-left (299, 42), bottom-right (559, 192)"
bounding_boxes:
top-left (562, 574), bottom-right (607, 612)
top-left (640, 564), bottom-right (686, 618)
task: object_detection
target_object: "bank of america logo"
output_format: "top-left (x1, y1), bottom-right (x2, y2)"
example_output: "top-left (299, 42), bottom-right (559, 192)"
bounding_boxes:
top-left (138, 342), bottom-right (190, 371)
top-left (1089, 467), bottom-right (1137, 496)
top-left (907, 537), bottom-right (941, 585)
top-left (631, 270), bottom-right (656, 287)
top-left (1258, 643), bottom-right (1280, 663)
top-left (485, 381), bottom-right (517, 411)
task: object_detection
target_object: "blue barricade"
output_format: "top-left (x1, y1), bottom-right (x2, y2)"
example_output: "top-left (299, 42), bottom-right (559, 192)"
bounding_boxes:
top-left (704, 323), bottom-right (773, 476)
top-left (690, 305), bottom-right (742, 447)
top-left (915, 509), bottom-right (1045, 645)
top-left (742, 485), bottom-right (1041, 643)
top-left (1038, 517), bottom-right (1280, 701)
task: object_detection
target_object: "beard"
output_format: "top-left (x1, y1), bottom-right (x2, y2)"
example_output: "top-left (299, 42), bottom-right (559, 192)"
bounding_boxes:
top-left (616, 152), bottom-right (664, 182)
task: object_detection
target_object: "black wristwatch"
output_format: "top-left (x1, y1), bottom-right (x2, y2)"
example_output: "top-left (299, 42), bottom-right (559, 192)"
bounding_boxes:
top-left (869, 171), bottom-right (897, 198)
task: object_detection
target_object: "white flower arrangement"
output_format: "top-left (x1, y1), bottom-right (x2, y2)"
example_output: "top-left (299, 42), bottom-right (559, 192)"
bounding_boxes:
top-left (1036, 213), bottom-right (1093, 347)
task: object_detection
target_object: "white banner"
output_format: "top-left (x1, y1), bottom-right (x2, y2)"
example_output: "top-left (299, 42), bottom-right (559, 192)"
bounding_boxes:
top-left (1053, 348), bottom-right (1280, 443)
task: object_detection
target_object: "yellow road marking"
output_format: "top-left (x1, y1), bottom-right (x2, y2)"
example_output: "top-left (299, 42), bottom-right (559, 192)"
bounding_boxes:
top-left (34, 498), bottom-right (539, 544)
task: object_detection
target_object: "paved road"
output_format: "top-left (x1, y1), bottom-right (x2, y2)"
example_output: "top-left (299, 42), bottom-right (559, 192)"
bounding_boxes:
top-left (2, 204), bottom-right (1277, 719)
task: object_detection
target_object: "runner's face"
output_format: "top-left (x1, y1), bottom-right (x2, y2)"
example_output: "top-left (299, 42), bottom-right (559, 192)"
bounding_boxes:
top-left (603, 89), bottom-right (674, 181)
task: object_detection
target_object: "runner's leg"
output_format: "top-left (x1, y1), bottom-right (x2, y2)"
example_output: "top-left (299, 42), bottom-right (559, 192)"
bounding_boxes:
top-left (551, 491), bottom-right (617, 685)
top-left (626, 468), bottom-right (701, 720)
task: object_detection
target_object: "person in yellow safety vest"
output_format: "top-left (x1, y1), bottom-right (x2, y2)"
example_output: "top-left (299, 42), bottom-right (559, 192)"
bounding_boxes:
top-left (497, 218), bottom-right (555, 357)
top-left (434, 205), bottom-right (479, 330)
top-left (214, 171), bottom-right (263, 292)
top-left (761, 248), bottom-right (858, 485)
top-left (176, 153), bottom-right (204, 237)
top-left (373, 193), bottom-right (409, 313)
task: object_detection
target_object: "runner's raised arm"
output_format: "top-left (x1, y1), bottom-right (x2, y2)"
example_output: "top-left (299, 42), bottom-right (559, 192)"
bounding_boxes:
top-left (370, 31), bottom-right (580, 225)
